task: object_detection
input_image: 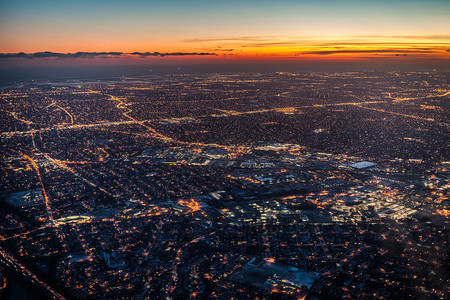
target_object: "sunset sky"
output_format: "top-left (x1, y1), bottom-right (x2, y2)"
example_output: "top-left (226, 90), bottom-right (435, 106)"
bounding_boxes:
top-left (0, 0), bottom-right (449, 64)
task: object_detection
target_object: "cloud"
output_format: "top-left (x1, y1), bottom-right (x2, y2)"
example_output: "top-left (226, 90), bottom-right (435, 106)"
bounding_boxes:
top-left (130, 52), bottom-right (216, 57)
top-left (213, 48), bottom-right (234, 52)
top-left (184, 36), bottom-right (278, 43)
top-left (0, 51), bottom-right (216, 59)
top-left (349, 35), bottom-right (450, 40)
top-left (241, 41), bottom-right (309, 47)
top-left (185, 36), bottom-right (319, 48)
top-left (299, 49), bottom-right (440, 55)
top-left (317, 41), bottom-right (450, 47)
top-left (0, 51), bottom-right (124, 59)
top-left (70, 52), bottom-right (124, 58)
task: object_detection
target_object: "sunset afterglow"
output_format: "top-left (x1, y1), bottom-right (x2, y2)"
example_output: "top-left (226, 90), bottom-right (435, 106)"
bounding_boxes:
top-left (1, 0), bottom-right (449, 64)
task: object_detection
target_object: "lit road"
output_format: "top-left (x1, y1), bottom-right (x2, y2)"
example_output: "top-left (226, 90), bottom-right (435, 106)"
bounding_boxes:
top-left (54, 104), bottom-right (75, 124)
top-left (0, 246), bottom-right (65, 300)
top-left (167, 236), bottom-right (206, 296)
top-left (23, 154), bottom-right (54, 222)
top-left (2, 87), bottom-right (448, 140)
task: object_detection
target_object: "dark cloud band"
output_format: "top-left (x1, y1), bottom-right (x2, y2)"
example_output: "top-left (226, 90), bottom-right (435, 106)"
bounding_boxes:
top-left (130, 52), bottom-right (216, 57)
top-left (299, 49), bottom-right (442, 55)
top-left (0, 51), bottom-right (216, 59)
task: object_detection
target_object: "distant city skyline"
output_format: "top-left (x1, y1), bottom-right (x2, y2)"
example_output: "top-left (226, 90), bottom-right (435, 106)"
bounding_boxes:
top-left (0, 0), bottom-right (449, 64)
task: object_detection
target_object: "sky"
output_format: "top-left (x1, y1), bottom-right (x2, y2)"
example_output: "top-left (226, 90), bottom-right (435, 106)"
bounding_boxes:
top-left (0, 0), bottom-right (449, 65)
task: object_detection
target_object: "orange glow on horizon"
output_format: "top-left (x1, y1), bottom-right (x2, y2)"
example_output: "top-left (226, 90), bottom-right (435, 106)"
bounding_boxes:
top-left (1, 34), bottom-right (449, 65)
